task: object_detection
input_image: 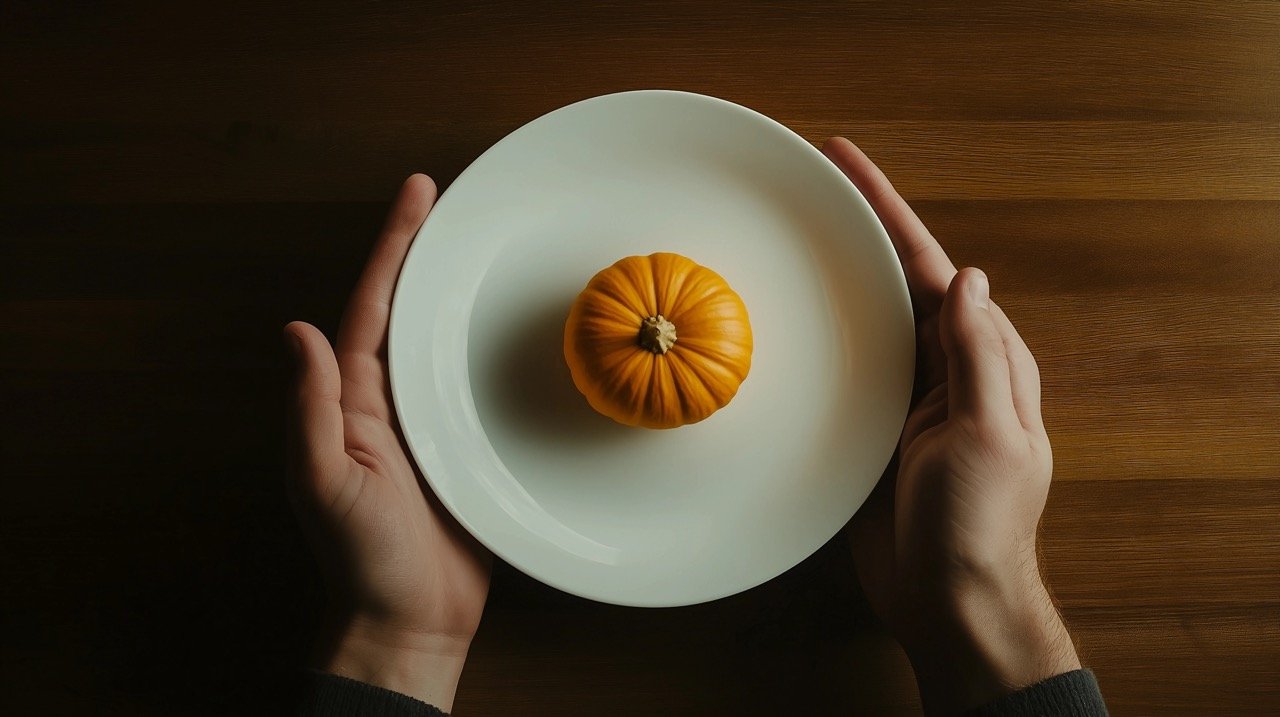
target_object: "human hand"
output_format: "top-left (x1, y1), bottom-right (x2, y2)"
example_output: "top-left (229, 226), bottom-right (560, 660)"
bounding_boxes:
top-left (823, 138), bottom-right (1080, 713)
top-left (285, 175), bottom-right (491, 711)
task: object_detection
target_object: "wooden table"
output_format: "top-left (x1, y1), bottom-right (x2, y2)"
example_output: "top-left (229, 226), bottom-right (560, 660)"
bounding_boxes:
top-left (4, 2), bottom-right (1278, 714)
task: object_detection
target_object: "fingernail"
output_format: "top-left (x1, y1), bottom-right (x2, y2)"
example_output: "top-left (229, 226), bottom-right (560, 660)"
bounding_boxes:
top-left (968, 270), bottom-right (990, 309)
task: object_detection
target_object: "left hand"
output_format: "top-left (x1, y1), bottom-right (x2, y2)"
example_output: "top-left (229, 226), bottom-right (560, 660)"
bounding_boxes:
top-left (285, 174), bottom-right (491, 711)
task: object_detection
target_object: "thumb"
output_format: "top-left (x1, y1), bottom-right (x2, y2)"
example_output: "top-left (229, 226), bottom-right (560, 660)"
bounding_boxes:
top-left (939, 269), bottom-right (1016, 423)
top-left (284, 321), bottom-right (348, 501)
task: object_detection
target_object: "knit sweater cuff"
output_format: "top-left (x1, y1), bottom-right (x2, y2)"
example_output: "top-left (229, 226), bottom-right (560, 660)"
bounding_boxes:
top-left (296, 669), bottom-right (449, 716)
top-left (965, 669), bottom-right (1108, 717)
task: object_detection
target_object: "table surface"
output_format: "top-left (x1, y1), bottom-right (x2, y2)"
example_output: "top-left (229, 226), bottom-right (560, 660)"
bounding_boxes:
top-left (4, 2), bottom-right (1279, 715)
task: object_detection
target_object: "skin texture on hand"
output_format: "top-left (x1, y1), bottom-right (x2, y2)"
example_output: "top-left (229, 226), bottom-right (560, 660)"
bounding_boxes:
top-left (285, 174), bottom-right (491, 712)
top-left (823, 138), bottom-right (1081, 714)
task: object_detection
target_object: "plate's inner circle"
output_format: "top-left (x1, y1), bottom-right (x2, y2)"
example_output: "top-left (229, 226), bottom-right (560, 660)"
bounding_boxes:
top-left (390, 91), bottom-right (913, 606)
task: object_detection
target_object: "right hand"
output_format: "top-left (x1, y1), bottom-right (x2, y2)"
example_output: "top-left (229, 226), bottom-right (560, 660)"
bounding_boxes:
top-left (823, 138), bottom-right (1080, 714)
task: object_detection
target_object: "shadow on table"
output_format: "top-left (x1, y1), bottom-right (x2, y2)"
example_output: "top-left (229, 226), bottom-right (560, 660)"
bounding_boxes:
top-left (465, 537), bottom-right (917, 715)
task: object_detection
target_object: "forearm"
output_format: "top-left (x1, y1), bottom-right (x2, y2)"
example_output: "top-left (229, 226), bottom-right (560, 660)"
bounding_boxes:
top-left (906, 574), bottom-right (1081, 715)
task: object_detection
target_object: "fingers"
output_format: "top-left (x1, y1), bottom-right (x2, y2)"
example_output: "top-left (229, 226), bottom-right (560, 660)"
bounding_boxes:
top-left (336, 174), bottom-right (437, 421)
top-left (989, 302), bottom-right (1046, 436)
top-left (939, 269), bottom-right (1017, 426)
top-left (902, 382), bottom-right (949, 450)
top-left (336, 174), bottom-right (438, 360)
top-left (822, 137), bottom-right (956, 308)
top-left (846, 464), bottom-right (897, 609)
top-left (285, 321), bottom-right (349, 494)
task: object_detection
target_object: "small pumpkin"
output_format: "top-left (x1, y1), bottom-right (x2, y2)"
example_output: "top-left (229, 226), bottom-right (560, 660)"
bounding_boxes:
top-left (563, 252), bottom-right (753, 429)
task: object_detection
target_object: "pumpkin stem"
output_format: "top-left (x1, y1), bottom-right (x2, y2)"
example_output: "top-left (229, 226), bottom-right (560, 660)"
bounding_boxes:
top-left (638, 315), bottom-right (678, 354)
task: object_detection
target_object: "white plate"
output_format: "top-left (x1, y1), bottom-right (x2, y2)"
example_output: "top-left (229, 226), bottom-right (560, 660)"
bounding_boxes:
top-left (389, 90), bottom-right (914, 607)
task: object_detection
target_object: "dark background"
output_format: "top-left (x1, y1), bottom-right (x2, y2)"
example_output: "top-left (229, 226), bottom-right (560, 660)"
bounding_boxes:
top-left (3, 2), bottom-right (1279, 714)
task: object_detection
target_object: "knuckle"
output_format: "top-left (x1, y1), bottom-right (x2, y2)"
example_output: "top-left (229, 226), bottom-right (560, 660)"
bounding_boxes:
top-left (975, 327), bottom-right (1007, 358)
top-left (963, 415), bottom-right (1031, 462)
top-left (1011, 341), bottom-right (1041, 377)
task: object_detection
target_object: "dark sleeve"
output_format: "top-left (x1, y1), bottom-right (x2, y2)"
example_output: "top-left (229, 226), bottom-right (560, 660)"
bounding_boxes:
top-left (295, 670), bottom-right (449, 717)
top-left (964, 669), bottom-right (1108, 717)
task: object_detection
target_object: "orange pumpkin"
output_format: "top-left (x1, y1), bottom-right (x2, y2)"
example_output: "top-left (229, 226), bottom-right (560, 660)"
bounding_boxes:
top-left (563, 252), bottom-right (753, 429)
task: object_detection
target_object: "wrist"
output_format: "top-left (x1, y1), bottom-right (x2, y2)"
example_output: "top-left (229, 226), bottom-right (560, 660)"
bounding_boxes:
top-left (905, 570), bottom-right (1081, 715)
top-left (320, 614), bottom-right (473, 712)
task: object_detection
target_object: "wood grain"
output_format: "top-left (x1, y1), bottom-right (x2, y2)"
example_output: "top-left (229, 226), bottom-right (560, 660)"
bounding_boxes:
top-left (5, 120), bottom-right (1278, 202)
top-left (3, 2), bottom-right (1278, 715)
